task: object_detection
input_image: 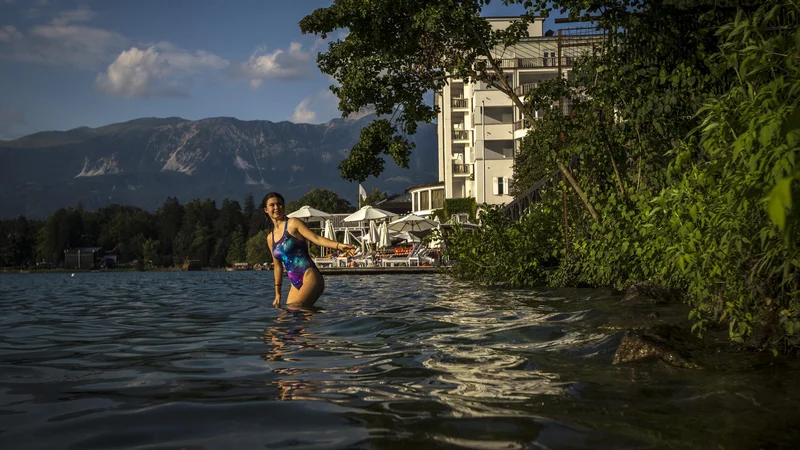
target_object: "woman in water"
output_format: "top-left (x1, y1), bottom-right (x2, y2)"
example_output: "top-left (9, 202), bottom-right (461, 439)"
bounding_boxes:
top-left (264, 192), bottom-right (355, 307)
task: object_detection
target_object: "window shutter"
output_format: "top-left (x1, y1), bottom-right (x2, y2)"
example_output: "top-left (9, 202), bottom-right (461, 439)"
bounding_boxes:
top-left (504, 177), bottom-right (511, 195)
top-left (492, 177), bottom-right (499, 195)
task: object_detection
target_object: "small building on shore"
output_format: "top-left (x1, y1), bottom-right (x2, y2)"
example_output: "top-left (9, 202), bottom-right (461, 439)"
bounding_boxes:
top-left (64, 247), bottom-right (104, 270)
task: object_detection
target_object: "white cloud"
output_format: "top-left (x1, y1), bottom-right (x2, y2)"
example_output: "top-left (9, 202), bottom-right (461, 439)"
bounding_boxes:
top-left (345, 105), bottom-right (376, 121)
top-left (0, 25), bottom-right (22, 42)
top-left (289, 89), bottom-right (374, 125)
top-left (96, 44), bottom-right (229, 98)
top-left (25, 23), bottom-right (128, 67)
top-left (0, 7), bottom-right (128, 68)
top-left (50, 8), bottom-right (95, 26)
top-left (291, 98), bottom-right (316, 123)
top-left (238, 41), bottom-right (313, 87)
top-left (290, 89), bottom-right (339, 124)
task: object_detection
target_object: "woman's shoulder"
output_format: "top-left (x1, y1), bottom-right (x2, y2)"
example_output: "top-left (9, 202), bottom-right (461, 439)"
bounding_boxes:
top-left (287, 217), bottom-right (307, 229)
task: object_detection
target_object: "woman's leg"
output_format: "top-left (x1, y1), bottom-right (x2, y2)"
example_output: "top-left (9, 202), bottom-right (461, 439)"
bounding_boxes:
top-left (286, 268), bottom-right (325, 307)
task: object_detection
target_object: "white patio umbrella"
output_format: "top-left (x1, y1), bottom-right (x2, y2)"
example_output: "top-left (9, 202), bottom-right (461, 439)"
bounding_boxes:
top-left (343, 205), bottom-right (395, 222)
top-left (368, 220), bottom-right (379, 245)
top-left (322, 219), bottom-right (336, 256)
top-left (358, 229), bottom-right (369, 253)
top-left (343, 229), bottom-right (352, 245)
top-left (388, 213), bottom-right (438, 233)
top-left (428, 216), bottom-right (443, 249)
top-left (322, 219), bottom-right (336, 240)
top-left (287, 205), bottom-right (332, 222)
top-left (378, 222), bottom-right (392, 248)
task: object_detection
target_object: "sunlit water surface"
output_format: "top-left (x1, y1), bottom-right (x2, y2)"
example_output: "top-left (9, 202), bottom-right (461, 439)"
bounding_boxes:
top-left (1, 272), bottom-right (798, 449)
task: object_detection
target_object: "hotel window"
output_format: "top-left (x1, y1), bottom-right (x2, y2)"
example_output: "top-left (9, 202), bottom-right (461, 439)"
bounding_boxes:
top-left (432, 189), bottom-right (444, 209)
top-left (543, 51), bottom-right (555, 67)
top-left (420, 191), bottom-right (430, 210)
top-left (492, 177), bottom-right (511, 195)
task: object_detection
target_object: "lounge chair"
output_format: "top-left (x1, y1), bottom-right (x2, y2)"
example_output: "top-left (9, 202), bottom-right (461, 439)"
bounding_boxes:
top-left (382, 244), bottom-right (419, 267)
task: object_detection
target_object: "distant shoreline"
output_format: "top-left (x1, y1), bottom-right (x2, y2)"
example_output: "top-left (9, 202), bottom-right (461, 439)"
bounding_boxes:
top-left (2, 266), bottom-right (444, 275)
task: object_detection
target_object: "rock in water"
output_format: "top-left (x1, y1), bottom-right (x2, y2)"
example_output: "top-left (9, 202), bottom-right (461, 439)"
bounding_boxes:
top-left (621, 282), bottom-right (683, 304)
top-left (613, 326), bottom-right (698, 368)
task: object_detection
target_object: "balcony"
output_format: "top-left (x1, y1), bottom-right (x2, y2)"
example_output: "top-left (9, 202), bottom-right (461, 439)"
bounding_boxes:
top-left (452, 163), bottom-right (473, 176)
top-left (513, 119), bottom-right (534, 139)
top-left (452, 130), bottom-right (470, 141)
top-left (451, 98), bottom-right (468, 109)
top-left (477, 57), bottom-right (575, 70)
top-left (513, 119), bottom-right (532, 131)
top-left (513, 83), bottom-right (539, 96)
top-left (483, 123), bottom-right (514, 140)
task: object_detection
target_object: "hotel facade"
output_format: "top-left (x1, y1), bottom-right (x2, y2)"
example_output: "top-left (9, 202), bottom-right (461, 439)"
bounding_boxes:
top-left (409, 17), bottom-right (596, 218)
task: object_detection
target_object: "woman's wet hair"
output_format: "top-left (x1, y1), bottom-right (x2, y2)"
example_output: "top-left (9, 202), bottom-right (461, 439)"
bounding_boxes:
top-left (263, 192), bottom-right (285, 234)
top-left (264, 192), bottom-right (285, 206)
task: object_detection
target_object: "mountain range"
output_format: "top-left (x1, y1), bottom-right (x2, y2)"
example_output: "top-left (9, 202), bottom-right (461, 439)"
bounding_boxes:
top-left (0, 115), bottom-right (438, 218)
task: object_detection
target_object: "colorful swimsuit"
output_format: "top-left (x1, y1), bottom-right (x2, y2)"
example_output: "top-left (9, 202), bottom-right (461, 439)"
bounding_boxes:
top-left (271, 220), bottom-right (316, 289)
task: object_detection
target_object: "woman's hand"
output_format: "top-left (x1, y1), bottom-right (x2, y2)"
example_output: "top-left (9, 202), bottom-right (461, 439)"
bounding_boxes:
top-left (337, 243), bottom-right (356, 254)
top-left (273, 294), bottom-right (281, 307)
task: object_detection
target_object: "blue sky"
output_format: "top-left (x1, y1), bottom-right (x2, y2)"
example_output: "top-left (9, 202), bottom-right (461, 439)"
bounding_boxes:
top-left (0, 0), bottom-right (556, 140)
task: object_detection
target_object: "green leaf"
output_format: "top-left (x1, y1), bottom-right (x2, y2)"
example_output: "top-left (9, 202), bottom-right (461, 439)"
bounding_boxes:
top-left (766, 178), bottom-right (793, 231)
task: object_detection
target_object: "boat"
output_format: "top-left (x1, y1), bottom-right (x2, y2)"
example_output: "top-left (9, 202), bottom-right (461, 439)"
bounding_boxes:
top-left (227, 262), bottom-right (251, 271)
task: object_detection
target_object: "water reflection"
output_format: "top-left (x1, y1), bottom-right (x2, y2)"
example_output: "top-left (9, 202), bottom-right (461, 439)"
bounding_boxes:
top-left (262, 307), bottom-right (321, 400)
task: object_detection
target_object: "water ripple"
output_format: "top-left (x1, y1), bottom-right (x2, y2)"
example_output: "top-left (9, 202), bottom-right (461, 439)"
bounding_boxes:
top-left (0, 271), bottom-right (798, 449)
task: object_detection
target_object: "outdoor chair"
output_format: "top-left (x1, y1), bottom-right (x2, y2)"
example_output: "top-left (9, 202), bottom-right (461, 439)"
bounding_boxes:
top-left (313, 257), bottom-right (335, 268)
top-left (382, 244), bottom-right (419, 267)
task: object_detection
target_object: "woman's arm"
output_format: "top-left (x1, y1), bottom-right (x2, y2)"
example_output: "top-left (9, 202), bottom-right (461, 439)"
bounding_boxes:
top-left (267, 231), bottom-right (283, 306)
top-left (290, 218), bottom-right (354, 252)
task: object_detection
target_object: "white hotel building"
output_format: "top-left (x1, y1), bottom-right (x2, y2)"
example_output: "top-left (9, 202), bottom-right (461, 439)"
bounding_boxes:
top-left (409, 17), bottom-right (594, 217)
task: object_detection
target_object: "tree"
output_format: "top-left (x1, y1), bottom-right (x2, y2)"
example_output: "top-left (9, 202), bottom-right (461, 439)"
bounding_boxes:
top-left (0, 216), bottom-right (40, 267)
top-left (300, 0), bottom-right (597, 218)
top-left (210, 238), bottom-right (228, 268)
top-left (176, 199), bottom-right (218, 264)
top-left (156, 197), bottom-right (184, 260)
top-left (142, 238), bottom-right (157, 268)
top-left (243, 193), bottom-right (255, 218)
top-left (226, 226), bottom-right (246, 265)
top-left (362, 188), bottom-right (388, 207)
top-left (246, 230), bottom-right (271, 267)
top-left (189, 223), bottom-right (212, 266)
top-left (245, 193), bottom-right (265, 238)
top-left (285, 188), bottom-right (354, 214)
top-left (215, 199), bottom-right (244, 240)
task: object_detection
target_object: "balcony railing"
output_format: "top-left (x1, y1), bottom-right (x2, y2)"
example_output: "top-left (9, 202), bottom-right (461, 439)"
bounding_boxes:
top-left (452, 130), bottom-right (469, 140)
top-left (452, 163), bottom-right (473, 175)
top-left (514, 83), bottom-right (539, 96)
top-left (513, 119), bottom-right (532, 131)
top-left (451, 98), bottom-right (468, 108)
top-left (477, 57), bottom-right (575, 70)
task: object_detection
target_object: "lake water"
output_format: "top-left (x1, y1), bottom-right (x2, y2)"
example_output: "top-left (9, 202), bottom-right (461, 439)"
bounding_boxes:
top-left (0, 271), bottom-right (798, 449)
